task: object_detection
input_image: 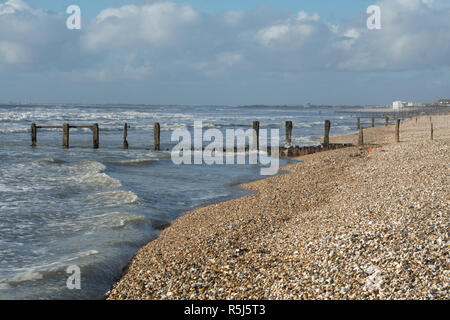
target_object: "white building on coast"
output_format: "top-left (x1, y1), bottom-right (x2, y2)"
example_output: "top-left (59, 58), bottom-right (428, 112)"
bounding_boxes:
top-left (392, 101), bottom-right (406, 110)
top-left (392, 101), bottom-right (424, 110)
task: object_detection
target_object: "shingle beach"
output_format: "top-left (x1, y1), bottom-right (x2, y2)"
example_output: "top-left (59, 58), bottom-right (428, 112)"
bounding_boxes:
top-left (108, 114), bottom-right (449, 300)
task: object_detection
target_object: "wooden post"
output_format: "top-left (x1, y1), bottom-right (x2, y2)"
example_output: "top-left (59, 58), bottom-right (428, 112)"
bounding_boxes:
top-left (371, 117), bottom-right (375, 127)
top-left (323, 120), bottom-right (330, 146)
top-left (31, 123), bottom-right (37, 147)
top-left (62, 123), bottom-right (69, 148)
top-left (285, 121), bottom-right (292, 146)
top-left (357, 117), bottom-right (360, 129)
top-left (123, 123), bottom-right (129, 149)
top-left (154, 122), bottom-right (160, 151)
top-left (385, 116), bottom-right (389, 126)
top-left (358, 127), bottom-right (364, 146)
top-left (253, 121), bottom-right (259, 151)
top-left (395, 119), bottom-right (400, 143)
top-left (92, 123), bottom-right (99, 149)
top-left (430, 122), bottom-right (433, 141)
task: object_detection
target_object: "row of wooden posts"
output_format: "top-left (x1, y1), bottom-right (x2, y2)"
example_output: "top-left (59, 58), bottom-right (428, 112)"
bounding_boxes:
top-left (30, 120), bottom-right (330, 150)
top-left (30, 116), bottom-right (431, 150)
top-left (357, 116), bottom-right (435, 145)
top-left (356, 116), bottom-right (391, 129)
top-left (357, 119), bottom-right (401, 145)
top-left (31, 123), bottom-right (100, 148)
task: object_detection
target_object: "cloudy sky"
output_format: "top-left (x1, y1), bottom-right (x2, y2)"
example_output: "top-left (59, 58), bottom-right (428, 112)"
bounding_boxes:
top-left (1, 0), bottom-right (449, 105)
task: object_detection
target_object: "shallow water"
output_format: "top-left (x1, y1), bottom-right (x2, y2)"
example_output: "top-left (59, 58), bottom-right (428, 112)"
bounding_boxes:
top-left (0, 104), bottom-right (358, 299)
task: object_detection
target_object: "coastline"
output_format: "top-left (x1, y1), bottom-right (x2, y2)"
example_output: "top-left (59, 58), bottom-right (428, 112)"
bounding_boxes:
top-left (107, 115), bottom-right (449, 300)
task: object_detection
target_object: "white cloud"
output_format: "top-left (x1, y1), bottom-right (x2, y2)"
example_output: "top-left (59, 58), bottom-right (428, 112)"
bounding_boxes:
top-left (83, 2), bottom-right (199, 51)
top-left (1, 0), bottom-right (449, 87)
top-left (223, 10), bottom-right (245, 25)
top-left (297, 11), bottom-right (320, 22)
top-left (255, 24), bottom-right (290, 46)
top-left (0, 41), bottom-right (29, 64)
top-left (0, 0), bottom-right (31, 15)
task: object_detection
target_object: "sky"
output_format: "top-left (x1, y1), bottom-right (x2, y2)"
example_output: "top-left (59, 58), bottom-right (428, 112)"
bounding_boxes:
top-left (1, 0), bottom-right (449, 105)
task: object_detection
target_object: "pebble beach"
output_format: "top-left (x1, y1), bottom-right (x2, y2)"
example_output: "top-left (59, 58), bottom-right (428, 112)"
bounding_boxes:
top-left (107, 114), bottom-right (449, 300)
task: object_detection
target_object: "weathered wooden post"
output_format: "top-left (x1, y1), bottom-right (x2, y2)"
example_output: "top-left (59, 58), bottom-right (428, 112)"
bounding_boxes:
top-left (62, 123), bottom-right (69, 148)
top-left (93, 123), bottom-right (99, 149)
top-left (430, 122), bottom-right (434, 141)
top-left (385, 116), bottom-right (389, 126)
top-left (323, 120), bottom-right (330, 146)
top-left (357, 117), bottom-right (360, 129)
top-left (285, 121), bottom-right (292, 146)
top-left (358, 127), bottom-right (364, 145)
top-left (123, 122), bottom-right (129, 149)
top-left (395, 119), bottom-right (400, 143)
top-left (154, 122), bottom-right (160, 151)
top-left (253, 121), bottom-right (259, 151)
top-left (371, 117), bottom-right (375, 127)
top-left (31, 123), bottom-right (37, 147)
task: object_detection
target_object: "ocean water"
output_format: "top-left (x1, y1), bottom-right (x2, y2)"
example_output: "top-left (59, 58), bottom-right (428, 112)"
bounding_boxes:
top-left (0, 104), bottom-right (358, 299)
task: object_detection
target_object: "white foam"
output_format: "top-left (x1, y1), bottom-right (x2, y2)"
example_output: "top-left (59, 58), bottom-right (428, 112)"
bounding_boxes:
top-left (0, 271), bottom-right (44, 284)
top-left (88, 191), bottom-right (138, 206)
top-left (69, 161), bottom-right (122, 189)
top-left (112, 158), bottom-right (158, 165)
top-left (90, 212), bottom-right (149, 229)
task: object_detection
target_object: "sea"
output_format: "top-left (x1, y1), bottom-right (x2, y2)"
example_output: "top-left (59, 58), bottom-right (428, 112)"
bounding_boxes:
top-left (0, 104), bottom-right (360, 299)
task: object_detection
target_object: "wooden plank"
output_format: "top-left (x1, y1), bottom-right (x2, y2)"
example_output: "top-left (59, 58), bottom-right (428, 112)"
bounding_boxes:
top-left (123, 122), bottom-right (129, 149)
top-left (154, 122), bottom-right (160, 151)
top-left (285, 121), bottom-right (292, 146)
top-left (323, 120), bottom-right (330, 146)
top-left (36, 126), bottom-right (62, 129)
top-left (62, 123), bottom-right (69, 148)
top-left (358, 127), bottom-right (364, 145)
top-left (70, 125), bottom-right (94, 129)
top-left (253, 121), bottom-right (259, 151)
top-left (31, 123), bottom-right (37, 147)
top-left (92, 123), bottom-right (99, 149)
top-left (395, 119), bottom-right (400, 143)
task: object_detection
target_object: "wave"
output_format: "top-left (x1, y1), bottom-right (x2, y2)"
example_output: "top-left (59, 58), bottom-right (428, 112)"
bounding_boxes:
top-left (69, 161), bottom-right (122, 189)
top-left (109, 158), bottom-right (159, 165)
top-left (87, 191), bottom-right (138, 207)
top-left (0, 271), bottom-right (44, 284)
top-left (86, 212), bottom-right (149, 230)
top-left (37, 158), bottom-right (65, 164)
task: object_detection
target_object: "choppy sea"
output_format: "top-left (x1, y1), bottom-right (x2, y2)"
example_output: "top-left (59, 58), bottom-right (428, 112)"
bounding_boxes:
top-left (0, 104), bottom-right (359, 299)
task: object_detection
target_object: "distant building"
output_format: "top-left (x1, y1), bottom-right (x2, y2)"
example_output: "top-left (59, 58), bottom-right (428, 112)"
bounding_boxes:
top-left (406, 102), bottom-right (424, 107)
top-left (392, 101), bottom-right (406, 110)
top-left (436, 99), bottom-right (450, 106)
top-left (393, 101), bottom-right (424, 109)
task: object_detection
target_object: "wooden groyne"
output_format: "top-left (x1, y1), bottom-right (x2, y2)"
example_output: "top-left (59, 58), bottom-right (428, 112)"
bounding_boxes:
top-left (31, 123), bottom-right (99, 149)
top-left (30, 115), bottom-right (438, 156)
top-left (356, 116), bottom-right (391, 129)
top-left (29, 120), bottom-right (353, 157)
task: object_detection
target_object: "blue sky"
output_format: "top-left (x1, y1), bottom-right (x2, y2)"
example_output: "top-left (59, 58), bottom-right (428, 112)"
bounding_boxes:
top-left (1, 0), bottom-right (449, 105)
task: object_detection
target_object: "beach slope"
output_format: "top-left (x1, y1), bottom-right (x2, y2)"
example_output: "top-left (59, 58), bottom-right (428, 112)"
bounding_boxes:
top-left (108, 115), bottom-right (449, 300)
